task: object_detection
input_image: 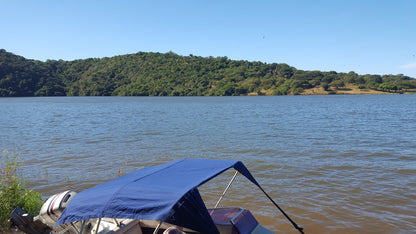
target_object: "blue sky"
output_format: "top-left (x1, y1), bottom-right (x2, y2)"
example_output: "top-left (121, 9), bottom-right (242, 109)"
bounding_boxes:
top-left (1, 0), bottom-right (415, 77)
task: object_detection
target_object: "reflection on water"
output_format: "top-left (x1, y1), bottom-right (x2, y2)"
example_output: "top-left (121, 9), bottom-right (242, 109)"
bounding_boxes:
top-left (1, 95), bottom-right (415, 233)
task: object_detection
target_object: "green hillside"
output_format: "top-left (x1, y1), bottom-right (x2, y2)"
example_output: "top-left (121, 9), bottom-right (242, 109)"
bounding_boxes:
top-left (1, 49), bottom-right (415, 97)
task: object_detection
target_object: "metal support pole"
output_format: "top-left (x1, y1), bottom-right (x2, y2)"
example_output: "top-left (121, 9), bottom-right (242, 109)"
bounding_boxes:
top-left (94, 218), bottom-right (102, 234)
top-left (214, 171), bottom-right (239, 208)
top-left (152, 221), bottom-right (162, 234)
top-left (79, 220), bottom-right (86, 234)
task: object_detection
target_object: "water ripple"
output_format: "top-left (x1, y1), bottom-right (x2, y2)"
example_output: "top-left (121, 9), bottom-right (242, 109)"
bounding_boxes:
top-left (0, 96), bottom-right (415, 233)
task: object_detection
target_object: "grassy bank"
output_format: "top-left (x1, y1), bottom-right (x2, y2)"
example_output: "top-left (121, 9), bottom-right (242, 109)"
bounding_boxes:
top-left (300, 84), bottom-right (414, 95)
top-left (0, 150), bottom-right (43, 231)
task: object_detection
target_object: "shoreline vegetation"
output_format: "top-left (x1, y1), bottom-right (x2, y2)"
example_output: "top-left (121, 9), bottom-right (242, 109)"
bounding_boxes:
top-left (0, 150), bottom-right (43, 232)
top-left (1, 49), bottom-right (415, 97)
top-left (0, 148), bottom-right (129, 231)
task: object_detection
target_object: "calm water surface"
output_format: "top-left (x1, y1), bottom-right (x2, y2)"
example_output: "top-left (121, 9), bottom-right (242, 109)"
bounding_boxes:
top-left (1, 95), bottom-right (415, 233)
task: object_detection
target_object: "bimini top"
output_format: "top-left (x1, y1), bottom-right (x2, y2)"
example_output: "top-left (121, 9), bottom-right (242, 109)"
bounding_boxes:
top-left (56, 158), bottom-right (262, 234)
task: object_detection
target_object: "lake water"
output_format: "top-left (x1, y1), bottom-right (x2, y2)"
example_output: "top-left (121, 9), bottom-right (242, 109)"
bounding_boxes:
top-left (0, 95), bottom-right (415, 233)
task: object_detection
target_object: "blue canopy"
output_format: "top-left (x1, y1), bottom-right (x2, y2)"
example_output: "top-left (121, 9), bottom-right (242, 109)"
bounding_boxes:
top-left (56, 158), bottom-right (263, 234)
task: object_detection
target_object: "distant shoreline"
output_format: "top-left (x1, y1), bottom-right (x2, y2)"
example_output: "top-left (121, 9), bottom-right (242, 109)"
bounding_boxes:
top-left (246, 84), bottom-right (416, 96)
top-left (1, 49), bottom-right (415, 97)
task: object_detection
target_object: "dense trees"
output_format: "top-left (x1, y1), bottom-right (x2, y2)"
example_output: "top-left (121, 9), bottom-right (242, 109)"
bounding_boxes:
top-left (0, 49), bottom-right (415, 97)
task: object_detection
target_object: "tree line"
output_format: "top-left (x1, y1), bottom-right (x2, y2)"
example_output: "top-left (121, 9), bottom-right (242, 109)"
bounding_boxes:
top-left (1, 49), bottom-right (415, 97)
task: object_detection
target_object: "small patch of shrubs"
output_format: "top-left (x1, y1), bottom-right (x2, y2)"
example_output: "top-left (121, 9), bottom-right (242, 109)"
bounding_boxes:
top-left (0, 150), bottom-right (43, 231)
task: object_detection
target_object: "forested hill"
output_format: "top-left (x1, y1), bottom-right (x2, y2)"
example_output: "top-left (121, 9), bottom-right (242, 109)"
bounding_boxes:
top-left (1, 49), bottom-right (415, 97)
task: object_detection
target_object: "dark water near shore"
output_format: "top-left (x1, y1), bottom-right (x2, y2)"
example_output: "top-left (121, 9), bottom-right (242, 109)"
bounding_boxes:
top-left (1, 95), bottom-right (415, 233)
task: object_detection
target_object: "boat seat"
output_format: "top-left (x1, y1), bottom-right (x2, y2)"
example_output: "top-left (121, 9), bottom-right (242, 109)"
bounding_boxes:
top-left (208, 207), bottom-right (259, 234)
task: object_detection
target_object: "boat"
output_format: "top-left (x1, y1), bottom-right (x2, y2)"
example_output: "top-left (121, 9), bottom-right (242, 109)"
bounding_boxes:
top-left (10, 158), bottom-right (304, 234)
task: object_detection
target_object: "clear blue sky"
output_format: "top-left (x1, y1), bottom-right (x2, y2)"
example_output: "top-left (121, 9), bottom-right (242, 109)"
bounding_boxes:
top-left (1, 0), bottom-right (415, 77)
